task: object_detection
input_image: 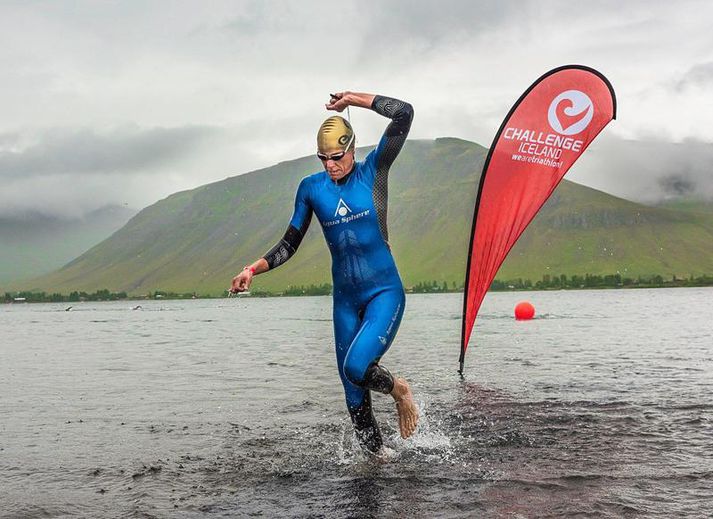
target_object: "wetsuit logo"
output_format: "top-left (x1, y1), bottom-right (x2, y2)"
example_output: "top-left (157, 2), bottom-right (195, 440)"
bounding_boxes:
top-left (547, 90), bottom-right (594, 136)
top-left (334, 198), bottom-right (352, 217)
top-left (323, 198), bottom-right (369, 228)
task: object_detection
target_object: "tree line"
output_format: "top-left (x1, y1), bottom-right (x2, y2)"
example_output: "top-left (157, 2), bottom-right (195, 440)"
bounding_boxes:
top-left (5, 274), bottom-right (713, 302)
top-left (4, 289), bottom-right (128, 303)
top-left (488, 273), bottom-right (713, 291)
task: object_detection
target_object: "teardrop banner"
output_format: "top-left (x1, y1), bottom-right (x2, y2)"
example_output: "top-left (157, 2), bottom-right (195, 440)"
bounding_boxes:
top-left (460, 65), bottom-right (616, 373)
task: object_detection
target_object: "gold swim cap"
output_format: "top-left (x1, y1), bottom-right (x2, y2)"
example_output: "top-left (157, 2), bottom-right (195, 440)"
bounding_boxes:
top-left (317, 116), bottom-right (354, 153)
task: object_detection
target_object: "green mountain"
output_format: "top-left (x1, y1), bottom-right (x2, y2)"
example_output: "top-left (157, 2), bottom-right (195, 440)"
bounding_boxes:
top-left (656, 199), bottom-right (713, 215)
top-left (20, 138), bottom-right (713, 295)
top-left (0, 205), bottom-right (137, 289)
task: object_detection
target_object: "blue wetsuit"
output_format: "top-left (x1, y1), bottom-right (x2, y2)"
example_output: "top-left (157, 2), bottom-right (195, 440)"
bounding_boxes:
top-left (263, 96), bottom-right (413, 451)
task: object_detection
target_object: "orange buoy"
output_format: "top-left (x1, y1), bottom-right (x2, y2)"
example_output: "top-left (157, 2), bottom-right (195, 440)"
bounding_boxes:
top-left (514, 301), bottom-right (535, 320)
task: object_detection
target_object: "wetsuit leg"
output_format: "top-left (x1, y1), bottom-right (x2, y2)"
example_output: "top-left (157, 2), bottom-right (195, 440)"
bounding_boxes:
top-left (342, 287), bottom-right (406, 390)
top-left (334, 288), bottom-right (406, 452)
top-left (333, 299), bottom-right (383, 452)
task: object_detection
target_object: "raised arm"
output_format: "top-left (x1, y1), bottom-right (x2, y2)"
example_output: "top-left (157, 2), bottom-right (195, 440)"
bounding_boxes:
top-left (326, 91), bottom-right (414, 171)
top-left (370, 95), bottom-right (414, 170)
top-left (230, 179), bottom-right (312, 293)
top-left (327, 91), bottom-right (414, 243)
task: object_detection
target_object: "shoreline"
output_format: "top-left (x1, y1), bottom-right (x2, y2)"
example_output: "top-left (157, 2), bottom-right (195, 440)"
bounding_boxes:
top-left (4, 280), bottom-right (713, 304)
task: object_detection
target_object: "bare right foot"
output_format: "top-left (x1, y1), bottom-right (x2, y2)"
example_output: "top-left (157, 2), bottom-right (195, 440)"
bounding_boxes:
top-left (391, 377), bottom-right (419, 438)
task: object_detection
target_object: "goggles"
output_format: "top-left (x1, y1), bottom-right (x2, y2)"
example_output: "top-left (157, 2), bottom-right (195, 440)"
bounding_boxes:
top-left (317, 133), bottom-right (354, 162)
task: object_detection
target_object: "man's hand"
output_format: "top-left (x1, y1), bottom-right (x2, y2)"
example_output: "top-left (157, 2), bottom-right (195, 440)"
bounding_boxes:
top-left (326, 91), bottom-right (351, 112)
top-left (230, 269), bottom-right (253, 293)
top-left (229, 259), bottom-right (267, 294)
top-left (326, 91), bottom-right (375, 112)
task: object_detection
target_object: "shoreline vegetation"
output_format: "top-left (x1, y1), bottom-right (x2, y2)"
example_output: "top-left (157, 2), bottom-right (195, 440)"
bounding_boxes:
top-left (4, 274), bottom-right (713, 303)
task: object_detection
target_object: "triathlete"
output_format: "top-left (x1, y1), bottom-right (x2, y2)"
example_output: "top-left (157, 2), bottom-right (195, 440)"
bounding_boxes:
top-left (230, 91), bottom-right (418, 453)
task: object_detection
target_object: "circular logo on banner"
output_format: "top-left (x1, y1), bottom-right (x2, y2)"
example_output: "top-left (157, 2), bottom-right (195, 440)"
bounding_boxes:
top-left (547, 90), bottom-right (594, 135)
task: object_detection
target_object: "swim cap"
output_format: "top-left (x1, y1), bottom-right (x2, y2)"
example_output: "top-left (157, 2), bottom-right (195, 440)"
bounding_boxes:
top-left (317, 116), bottom-right (354, 153)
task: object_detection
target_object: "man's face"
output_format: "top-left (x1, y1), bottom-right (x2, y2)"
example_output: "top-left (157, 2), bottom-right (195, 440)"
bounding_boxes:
top-left (321, 149), bottom-right (355, 182)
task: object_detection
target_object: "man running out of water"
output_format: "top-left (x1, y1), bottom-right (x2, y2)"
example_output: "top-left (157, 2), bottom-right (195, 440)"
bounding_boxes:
top-left (230, 91), bottom-right (419, 453)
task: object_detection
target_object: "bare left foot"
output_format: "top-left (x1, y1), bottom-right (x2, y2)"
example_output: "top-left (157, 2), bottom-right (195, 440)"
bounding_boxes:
top-left (391, 377), bottom-right (419, 438)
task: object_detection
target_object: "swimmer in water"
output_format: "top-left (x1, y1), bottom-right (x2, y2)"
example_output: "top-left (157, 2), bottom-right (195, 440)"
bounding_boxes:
top-left (231, 91), bottom-right (418, 453)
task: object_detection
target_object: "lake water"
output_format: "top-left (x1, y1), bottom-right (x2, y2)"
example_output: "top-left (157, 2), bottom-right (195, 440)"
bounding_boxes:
top-left (1, 288), bottom-right (712, 518)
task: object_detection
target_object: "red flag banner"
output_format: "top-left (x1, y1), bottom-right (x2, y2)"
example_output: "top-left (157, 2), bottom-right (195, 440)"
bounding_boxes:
top-left (460, 65), bottom-right (616, 372)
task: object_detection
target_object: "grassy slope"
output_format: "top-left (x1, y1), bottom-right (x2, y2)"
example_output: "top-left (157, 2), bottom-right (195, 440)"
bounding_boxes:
top-left (499, 182), bottom-right (713, 280)
top-left (0, 206), bottom-right (137, 289)
top-left (23, 138), bottom-right (713, 295)
top-left (656, 199), bottom-right (713, 215)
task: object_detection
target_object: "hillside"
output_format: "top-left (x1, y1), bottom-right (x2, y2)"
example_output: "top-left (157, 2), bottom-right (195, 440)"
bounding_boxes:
top-left (0, 205), bottom-right (137, 288)
top-left (656, 199), bottom-right (713, 215)
top-left (22, 138), bottom-right (713, 295)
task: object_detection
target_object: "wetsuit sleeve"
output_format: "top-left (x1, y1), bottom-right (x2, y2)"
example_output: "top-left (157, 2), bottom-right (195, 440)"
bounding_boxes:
top-left (364, 95), bottom-right (414, 243)
top-left (262, 178), bottom-right (313, 270)
top-left (365, 95), bottom-right (414, 174)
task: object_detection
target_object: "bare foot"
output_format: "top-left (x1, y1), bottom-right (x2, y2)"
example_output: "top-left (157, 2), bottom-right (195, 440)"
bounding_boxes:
top-left (391, 377), bottom-right (419, 438)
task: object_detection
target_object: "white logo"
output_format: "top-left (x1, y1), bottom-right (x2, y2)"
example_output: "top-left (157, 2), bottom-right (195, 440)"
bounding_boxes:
top-left (378, 336), bottom-right (387, 346)
top-left (547, 90), bottom-right (594, 136)
top-left (334, 198), bottom-right (352, 217)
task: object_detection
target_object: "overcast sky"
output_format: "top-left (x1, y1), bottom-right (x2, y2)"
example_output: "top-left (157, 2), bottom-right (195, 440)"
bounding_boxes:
top-left (1, 0), bottom-right (712, 219)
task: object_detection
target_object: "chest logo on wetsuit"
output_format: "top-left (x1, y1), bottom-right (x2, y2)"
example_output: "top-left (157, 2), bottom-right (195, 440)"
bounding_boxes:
top-left (334, 198), bottom-right (352, 217)
top-left (322, 198), bottom-right (371, 228)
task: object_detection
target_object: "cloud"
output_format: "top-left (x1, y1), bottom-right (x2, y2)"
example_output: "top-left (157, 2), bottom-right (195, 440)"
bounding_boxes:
top-left (674, 62), bottom-right (713, 91)
top-left (568, 135), bottom-right (713, 203)
top-left (0, 132), bottom-right (21, 149)
top-left (359, 2), bottom-right (520, 51)
top-left (1, 0), bottom-right (713, 219)
top-left (0, 119), bottom-right (316, 220)
top-left (658, 174), bottom-right (696, 197)
top-left (0, 126), bottom-right (219, 178)
top-left (0, 125), bottom-right (237, 220)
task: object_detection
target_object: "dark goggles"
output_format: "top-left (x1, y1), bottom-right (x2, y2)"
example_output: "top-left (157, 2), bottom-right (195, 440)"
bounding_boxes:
top-left (317, 133), bottom-right (354, 162)
top-left (317, 150), bottom-right (347, 162)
